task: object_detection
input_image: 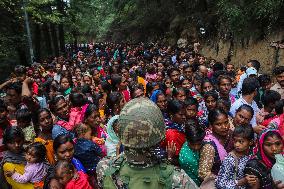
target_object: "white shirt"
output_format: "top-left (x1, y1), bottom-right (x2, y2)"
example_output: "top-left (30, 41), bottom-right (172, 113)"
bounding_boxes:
top-left (230, 96), bottom-right (259, 127)
top-left (53, 73), bottom-right (61, 82)
top-left (237, 73), bottom-right (247, 95)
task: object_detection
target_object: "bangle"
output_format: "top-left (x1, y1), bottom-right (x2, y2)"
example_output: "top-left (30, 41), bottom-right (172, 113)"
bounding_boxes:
top-left (235, 180), bottom-right (238, 186)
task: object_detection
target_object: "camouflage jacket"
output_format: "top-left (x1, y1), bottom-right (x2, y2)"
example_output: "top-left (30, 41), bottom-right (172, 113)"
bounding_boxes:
top-left (96, 154), bottom-right (199, 189)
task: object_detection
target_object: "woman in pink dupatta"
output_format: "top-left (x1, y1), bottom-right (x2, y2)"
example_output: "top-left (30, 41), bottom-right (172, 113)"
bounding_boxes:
top-left (198, 109), bottom-right (233, 181)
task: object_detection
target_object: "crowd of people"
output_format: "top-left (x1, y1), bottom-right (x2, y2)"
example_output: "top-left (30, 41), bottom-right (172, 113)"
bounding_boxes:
top-left (0, 42), bottom-right (284, 189)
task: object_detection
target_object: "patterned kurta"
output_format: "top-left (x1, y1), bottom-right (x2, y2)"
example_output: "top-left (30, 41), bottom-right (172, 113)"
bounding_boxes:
top-left (216, 153), bottom-right (250, 189)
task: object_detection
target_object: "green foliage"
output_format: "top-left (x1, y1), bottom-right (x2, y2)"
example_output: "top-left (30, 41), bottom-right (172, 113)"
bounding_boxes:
top-left (217, 0), bottom-right (245, 33)
top-left (26, 0), bottom-right (63, 24)
top-left (0, 0), bottom-right (283, 63)
top-left (0, 0), bottom-right (26, 60)
top-left (76, 0), bottom-right (283, 41)
top-left (217, 0), bottom-right (284, 37)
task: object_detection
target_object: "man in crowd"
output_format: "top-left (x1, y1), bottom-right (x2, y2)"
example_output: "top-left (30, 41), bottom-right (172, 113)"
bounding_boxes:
top-left (271, 66), bottom-right (284, 99)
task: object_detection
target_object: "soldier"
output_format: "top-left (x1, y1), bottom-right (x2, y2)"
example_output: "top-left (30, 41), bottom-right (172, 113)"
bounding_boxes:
top-left (96, 97), bottom-right (198, 189)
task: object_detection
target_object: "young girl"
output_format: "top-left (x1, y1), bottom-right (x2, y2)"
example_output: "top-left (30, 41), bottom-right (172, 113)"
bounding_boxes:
top-left (179, 120), bottom-right (205, 186)
top-left (55, 160), bottom-right (93, 189)
top-left (217, 99), bottom-right (232, 116)
top-left (5, 142), bottom-right (48, 189)
top-left (161, 100), bottom-right (186, 165)
top-left (190, 74), bottom-right (203, 103)
top-left (244, 129), bottom-right (284, 188)
top-left (201, 79), bottom-right (214, 94)
top-left (163, 77), bottom-right (173, 97)
top-left (216, 125), bottom-right (255, 189)
top-left (180, 78), bottom-right (192, 92)
top-left (204, 90), bottom-right (218, 112)
top-left (74, 123), bottom-right (103, 174)
top-left (184, 97), bottom-right (207, 130)
top-left (172, 87), bottom-right (187, 102)
top-left (15, 108), bottom-right (36, 143)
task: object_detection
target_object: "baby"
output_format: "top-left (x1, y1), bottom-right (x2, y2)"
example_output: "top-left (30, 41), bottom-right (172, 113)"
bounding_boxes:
top-left (55, 160), bottom-right (93, 189)
top-left (74, 123), bottom-right (103, 174)
top-left (5, 142), bottom-right (48, 188)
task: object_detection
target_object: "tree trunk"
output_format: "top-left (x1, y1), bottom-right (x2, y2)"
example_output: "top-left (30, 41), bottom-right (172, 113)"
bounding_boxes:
top-left (42, 23), bottom-right (53, 56)
top-left (50, 23), bottom-right (59, 57)
top-left (16, 46), bottom-right (28, 66)
top-left (4, 2), bottom-right (29, 65)
top-left (58, 24), bottom-right (65, 54)
top-left (34, 23), bottom-right (41, 61)
top-left (57, 0), bottom-right (65, 54)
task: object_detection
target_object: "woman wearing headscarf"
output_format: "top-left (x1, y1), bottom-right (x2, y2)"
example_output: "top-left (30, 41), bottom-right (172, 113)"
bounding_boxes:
top-left (244, 128), bottom-right (284, 188)
top-left (105, 115), bottom-right (121, 157)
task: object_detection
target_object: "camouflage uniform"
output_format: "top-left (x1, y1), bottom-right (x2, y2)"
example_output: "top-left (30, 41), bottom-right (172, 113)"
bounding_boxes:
top-left (96, 98), bottom-right (199, 189)
top-left (96, 154), bottom-right (199, 189)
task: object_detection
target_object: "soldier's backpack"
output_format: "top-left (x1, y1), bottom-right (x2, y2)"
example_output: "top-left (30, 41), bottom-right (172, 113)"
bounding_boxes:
top-left (103, 155), bottom-right (175, 189)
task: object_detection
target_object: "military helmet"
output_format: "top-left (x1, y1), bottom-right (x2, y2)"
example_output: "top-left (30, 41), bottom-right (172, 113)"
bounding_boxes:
top-left (118, 97), bottom-right (165, 148)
